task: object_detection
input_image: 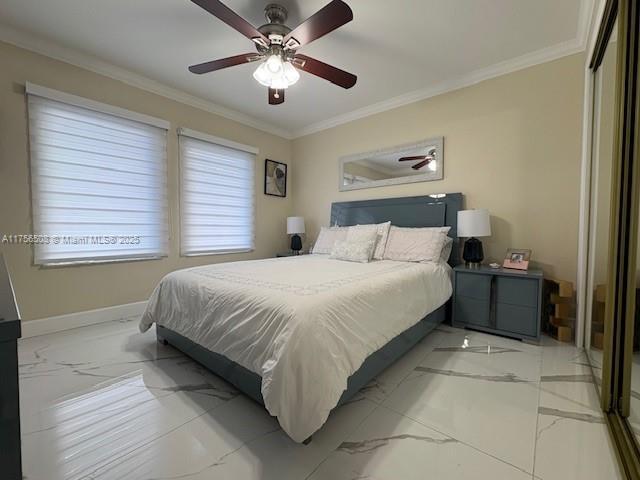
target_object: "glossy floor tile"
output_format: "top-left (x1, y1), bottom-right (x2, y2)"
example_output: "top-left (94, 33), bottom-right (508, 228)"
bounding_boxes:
top-left (383, 331), bottom-right (541, 473)
top-left (19, 317), bottom-right (623, 480)
top-left (625, 353), bottom-right (640, 446)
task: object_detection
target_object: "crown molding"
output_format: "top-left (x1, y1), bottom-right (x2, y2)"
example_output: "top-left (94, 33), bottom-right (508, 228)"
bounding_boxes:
top-left (292, 36), bottom-right (586, 138)
top-left (0, 24), bottom-right (294, 139)
top-left (577, 0), bottom-right (596, 50)
top-left (1, 12), bottom-right (591, 141)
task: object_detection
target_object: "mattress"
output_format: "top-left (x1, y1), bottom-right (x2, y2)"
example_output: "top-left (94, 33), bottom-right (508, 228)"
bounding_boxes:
top-left (139, 255), bottom-right (452, 442)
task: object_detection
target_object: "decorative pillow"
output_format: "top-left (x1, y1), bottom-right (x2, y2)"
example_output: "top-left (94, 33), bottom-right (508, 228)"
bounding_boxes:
top-left (347, 222), bottom-right (391, 260)
top-left (346, 224), bottom-right (377, 242)
top-left (311, 226), bottom-right (348, 254)
top-left (330, 239), bottom-right (376, 263)
top-left (345, 226), bottom-right (379, 260)
top-left (383, 226), bottom-right (452, 262)
top-left (439, 236), bottom-right (453, 263)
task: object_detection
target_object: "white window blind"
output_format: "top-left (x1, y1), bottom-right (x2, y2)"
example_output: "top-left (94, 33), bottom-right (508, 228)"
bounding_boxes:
top-left (27, 91), bottom-right (169, 265)
top-left (179, 130), bottom-right (256, 255)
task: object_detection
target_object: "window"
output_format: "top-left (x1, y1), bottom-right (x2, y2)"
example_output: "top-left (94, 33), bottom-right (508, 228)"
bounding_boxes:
top-left (178, 128), bottom-right (256, 255)
top-left (27, 84), bottom-right (169, 265)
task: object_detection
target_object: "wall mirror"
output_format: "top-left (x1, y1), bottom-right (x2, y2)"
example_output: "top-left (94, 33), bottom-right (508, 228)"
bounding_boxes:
top-left (339, 137), bottom-right (443, 191)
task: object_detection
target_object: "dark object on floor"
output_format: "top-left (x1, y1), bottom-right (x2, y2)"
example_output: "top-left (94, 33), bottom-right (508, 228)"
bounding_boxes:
top-left (0, 254), bottom-right (22, 480)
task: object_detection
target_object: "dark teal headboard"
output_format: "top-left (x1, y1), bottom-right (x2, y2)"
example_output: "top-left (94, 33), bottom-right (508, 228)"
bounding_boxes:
top-left (329, 193), bottom-right (464, 266)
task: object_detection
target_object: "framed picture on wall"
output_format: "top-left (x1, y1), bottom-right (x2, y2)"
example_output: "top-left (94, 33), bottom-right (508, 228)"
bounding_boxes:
top-left (264, 159), bottom-right (287, 197)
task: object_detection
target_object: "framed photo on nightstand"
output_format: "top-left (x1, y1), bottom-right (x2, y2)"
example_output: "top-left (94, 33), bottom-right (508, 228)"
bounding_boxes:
top-left (503, 248), bottom-right (531, 270)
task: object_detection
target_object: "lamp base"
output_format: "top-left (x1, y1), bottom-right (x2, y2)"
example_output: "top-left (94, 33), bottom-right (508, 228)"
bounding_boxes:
top-left (462, 237), bottom-right (484, 266)
top-left (290, 234), bottom-right (302, 254)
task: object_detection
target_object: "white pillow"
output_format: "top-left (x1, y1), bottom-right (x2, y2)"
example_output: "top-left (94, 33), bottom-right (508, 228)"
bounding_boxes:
top-left (347, 222), bottom-right (391, 260)
top-left (312, 226), bottom-right (348, 254)
top-left (439, 236), bottom-right (453, 263)
top-left (346, 226), bottom-right (379, 260)
top-left (383, 226), bottom-right (451, 262)
top-left (330, 239), bottom-right (376, 263)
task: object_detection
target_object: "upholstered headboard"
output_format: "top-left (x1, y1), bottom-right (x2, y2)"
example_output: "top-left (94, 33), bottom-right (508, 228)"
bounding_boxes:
top-left (329, 193), bottom-right (464, 266)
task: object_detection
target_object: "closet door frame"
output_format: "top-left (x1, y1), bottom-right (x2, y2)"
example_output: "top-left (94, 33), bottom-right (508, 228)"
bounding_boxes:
top-left (591, 0), bottom-right (640, 477)
top-left (589, 0), bottom-right (624, 414)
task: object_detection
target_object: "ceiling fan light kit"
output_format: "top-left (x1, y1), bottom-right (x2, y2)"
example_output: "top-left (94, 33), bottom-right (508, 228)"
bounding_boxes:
top-left (189, 0), bottom-right (357, 104)
top-left (252, 53), bottom-right (300, 89)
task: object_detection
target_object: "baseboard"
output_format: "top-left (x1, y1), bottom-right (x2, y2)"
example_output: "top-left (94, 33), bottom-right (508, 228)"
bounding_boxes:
top-left (20, 300), bottom-right (148, 338)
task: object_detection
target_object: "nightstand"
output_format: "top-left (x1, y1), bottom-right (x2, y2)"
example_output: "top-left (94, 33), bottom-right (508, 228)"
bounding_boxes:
top-left (276, 251), bottom-right (308, 257)
top-left (452, 265), bottom-right (543, 341)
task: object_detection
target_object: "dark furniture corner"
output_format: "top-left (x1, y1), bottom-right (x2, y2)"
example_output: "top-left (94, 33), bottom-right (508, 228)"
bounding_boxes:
top-left (276, 251), bottom-right (308, 257)
top-left (0, 254), bottom-right (22, 480)
top-left (452, 265), bottom-right (543, 341)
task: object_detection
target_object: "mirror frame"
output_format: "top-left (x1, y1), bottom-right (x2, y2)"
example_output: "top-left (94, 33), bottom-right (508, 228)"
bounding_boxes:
top-left (338, 137), bottom-right (444, 192)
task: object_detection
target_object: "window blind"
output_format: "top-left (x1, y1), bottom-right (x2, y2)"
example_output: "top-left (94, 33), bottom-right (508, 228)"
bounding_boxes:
top-left (179, 131), bottom-right (256, 255)
top-left (27, 93), bottom-right (169, 265)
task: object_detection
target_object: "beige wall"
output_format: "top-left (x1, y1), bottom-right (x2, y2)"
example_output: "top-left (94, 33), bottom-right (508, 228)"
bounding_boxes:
top-left (0, 40), bottom-right (586, 321)
top-left (292, 53), bottom-right (585, 282)
top-left (0, 41), bottom-right (293, 320)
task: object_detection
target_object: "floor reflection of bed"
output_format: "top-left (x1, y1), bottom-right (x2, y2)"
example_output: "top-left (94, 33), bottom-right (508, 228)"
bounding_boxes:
top-left (587, 348), bottom-right (603, 393)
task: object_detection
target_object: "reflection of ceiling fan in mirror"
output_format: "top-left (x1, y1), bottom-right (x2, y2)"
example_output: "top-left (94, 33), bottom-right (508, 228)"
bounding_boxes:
top-left (188, 0), bottom-right (357, 105)
top-left (398, 148), bottom-right (437, 170)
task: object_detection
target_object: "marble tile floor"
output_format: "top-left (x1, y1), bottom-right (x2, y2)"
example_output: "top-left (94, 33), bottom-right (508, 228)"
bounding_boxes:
top-left (18, 317), bottom-right (623, 480)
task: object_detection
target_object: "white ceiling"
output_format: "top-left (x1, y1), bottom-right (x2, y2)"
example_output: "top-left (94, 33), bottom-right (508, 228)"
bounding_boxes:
top-left (0, 0), bottom-right (591, 138)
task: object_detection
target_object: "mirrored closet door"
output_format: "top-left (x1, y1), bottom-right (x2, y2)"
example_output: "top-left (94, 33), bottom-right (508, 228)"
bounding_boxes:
top-left (623, 0), bottom-right (640, 457)
top-left (585, 15), bottom-right (618, 399)
top-left (629, 180), bottom-right (640, 446)
top-left (584, 0), bottom-right (640, 476)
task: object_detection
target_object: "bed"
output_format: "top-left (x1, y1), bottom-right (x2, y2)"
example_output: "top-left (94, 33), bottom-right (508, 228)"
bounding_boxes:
top-left (140, 193), bottom-right (463, 442)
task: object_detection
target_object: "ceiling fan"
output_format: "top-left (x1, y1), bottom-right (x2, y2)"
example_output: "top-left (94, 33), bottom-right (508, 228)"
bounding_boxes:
top-left (398, 148), bottom-right (437, 170)
top-left (188, 0), bottom-right (357, 105)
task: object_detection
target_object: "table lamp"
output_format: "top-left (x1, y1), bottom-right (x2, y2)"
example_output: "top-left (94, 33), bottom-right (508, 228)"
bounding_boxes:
top-left (457, 209), bottom-right (491, 266)
top-left (287, 216), bottom-right (305, 254)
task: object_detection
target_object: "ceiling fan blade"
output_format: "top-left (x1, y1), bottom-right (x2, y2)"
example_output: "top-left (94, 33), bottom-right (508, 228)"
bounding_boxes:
top-left (293, 54), bottom-right (356, 89)
top-left (283, 0), bottom-right (353, 50)
top-left (398, 156), bottom-right (427, 162)
top-left (190, 0), bottom-right (269, 46)
top-left (412, 160), bottom-right (430, 170)
top-left (269, 88), bottom-right (285, 105)
top-left (189, 53), bottom-right (262, 74)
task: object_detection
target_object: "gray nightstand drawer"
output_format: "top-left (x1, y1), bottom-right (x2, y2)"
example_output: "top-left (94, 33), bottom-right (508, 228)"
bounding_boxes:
top-left (453, 265), bottom-right (543, 341)
top-left (495, 276), bottom-right (538, 308)
top-left (456, 273), bottom-right (492, 301)
top-left (495, 303), bottom-right (537, 337)
top-left (455, 296), bottom-right (490, 328)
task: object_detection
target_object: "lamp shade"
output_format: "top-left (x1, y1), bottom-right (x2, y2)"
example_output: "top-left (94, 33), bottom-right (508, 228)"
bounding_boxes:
top-left (287, 216), bottom-right (305, 235)
top-left (457, 209), bottom-right (491, 238)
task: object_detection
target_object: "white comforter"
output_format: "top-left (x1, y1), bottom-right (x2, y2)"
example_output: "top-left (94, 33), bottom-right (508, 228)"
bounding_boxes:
top-left (140, 255), bottom-right (452, 442)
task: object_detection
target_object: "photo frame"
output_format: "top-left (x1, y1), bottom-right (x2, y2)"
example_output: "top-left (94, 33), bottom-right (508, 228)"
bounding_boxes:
top-left (264, 159), bottom-right (287, 197)
top-left (503, 248), bottom-right (532, 270)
